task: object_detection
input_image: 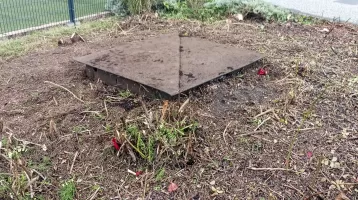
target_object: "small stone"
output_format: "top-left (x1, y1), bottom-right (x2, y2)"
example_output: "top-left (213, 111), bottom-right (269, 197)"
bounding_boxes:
top-left (332, 157), bottom-right (338, 162)
top-left (210, 180), bottom-right (215, 185)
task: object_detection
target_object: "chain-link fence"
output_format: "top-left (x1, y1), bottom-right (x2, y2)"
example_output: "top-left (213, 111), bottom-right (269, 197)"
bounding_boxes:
top-left (0, 0), bottom-right (109, 36)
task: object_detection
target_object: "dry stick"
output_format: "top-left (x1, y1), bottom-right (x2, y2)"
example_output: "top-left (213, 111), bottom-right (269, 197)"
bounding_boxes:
top-left (104, 100), bottom-right (109, 118)
top-left (87, 186), bottom-right (101, 200)
top-left (7, 134), bottom-right (47, 151)
top-left (222, 121), bottom-right (232, 146)
top-left (247, 167), bottom-right (298, 173)
top-left (178, 98), bottom-right (190, 113)
top-left (283, 184), bottom-right (304, 196)
top-left (305, 185), bottom-right (326, 200)
top-left (44, 81), bottom-right (84, 103)
top-left (238, 130), bottom-right (267, 137)
top-left (22, 166), bottom-right (34, 198)
top-left (25, 176), bottom-right (39, 190)
top-left (254, 117), bottom-right (271, 131)
top-left (31, 169), bottom-right (46, 180)
top-left (69, 151), bottom-right (79, 175)
top-left (253, 108), bottom-right (274, 119)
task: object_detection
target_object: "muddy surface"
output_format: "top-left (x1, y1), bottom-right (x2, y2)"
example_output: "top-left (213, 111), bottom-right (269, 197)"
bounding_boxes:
top-left (1, 18), bottom-right (358, 199)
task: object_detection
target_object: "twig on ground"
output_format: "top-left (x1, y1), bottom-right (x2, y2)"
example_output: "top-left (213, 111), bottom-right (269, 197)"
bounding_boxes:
top-left (331, 46), bottom-right (339, 55)
top-left (247, 167), bottom-right (298, 173)
top-left (179, 98), bottom-right (190, 113)
top-left (70, 151), bottom-right (79, 174)
top-left (160, 100), bottom-right (169, 122)
top-left (287, 127), bottom-right (317, 133)
top-left (44, 81), bottom-right (85, 103)
top-left (306, 185), bottom-right (325, 200)
top-left (238, 130), bottom-right (267, 137)
top-left (222, 121), bottom-right (232, 146)
top-left (87, 186), bottom-right (101, 200)
top-left (254, 117), bottom-right (271, 131)
top-left (250, 135), bottom-right (272, 143)
top-left (253, 109), bottom-right (274, 119)
top-left (6, 133), bottom-right (47, 151)
top-left (25, 176), bottom-right (39, 190)
top-left (31, 169), bottom-right (46, 180)
top-left (283, 184), bottom-right (304, 196)
top-left (104, 100), bottom-right (108, 118)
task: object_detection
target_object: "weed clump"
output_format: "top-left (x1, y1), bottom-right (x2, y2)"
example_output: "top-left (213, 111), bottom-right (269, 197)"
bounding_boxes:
top-left (113, 99), bottom-right (199, 164)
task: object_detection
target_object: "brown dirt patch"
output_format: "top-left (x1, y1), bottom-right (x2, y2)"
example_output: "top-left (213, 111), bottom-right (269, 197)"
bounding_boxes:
top-left (1, 17), bottom-right (358, 199)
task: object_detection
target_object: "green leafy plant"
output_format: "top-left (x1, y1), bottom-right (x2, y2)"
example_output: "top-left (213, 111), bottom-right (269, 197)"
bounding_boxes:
top-left (59, 179), bottom-right (76, 200)
top-left (72, 125), bottom-right (87, 134)
top-left (124, 112), bottom-right (199, 163)
top-left (155, 168), bottom-right (166, 181)
top-left (204, 0), bottom-right (291, 22)
top-left (118, 89), bottom-right (133, 98)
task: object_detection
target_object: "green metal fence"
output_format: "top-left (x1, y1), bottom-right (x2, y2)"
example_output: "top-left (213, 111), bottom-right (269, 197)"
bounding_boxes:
top-left (0, 0), bottom-right (108, 35)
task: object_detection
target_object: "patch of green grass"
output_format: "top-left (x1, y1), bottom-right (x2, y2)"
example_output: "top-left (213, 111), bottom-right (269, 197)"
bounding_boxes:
top-left (125, 120), bottom-right (198, 162)
top-left (104, 123), bottom-right (113, 132)
top-left (155, 167), bottom-right (165, 181)
top-left (28, 156), bottom-right (52, 171)
top-left (92, 112), bottom-right (106, 121)
top-left (0, 17), bottom-right (118, 60)
top-left (118, 89), bottom-right (133, 98)
top-left (72, 125), bottom-right (87, 134)
top-left (59, 179), bottom-right (76, 200)
top-left (1, 138), bottom-right (7, 146)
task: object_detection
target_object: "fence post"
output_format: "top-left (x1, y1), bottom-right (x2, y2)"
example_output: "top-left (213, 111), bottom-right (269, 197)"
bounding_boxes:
top-left (68, 0), bottom-right (76, 25)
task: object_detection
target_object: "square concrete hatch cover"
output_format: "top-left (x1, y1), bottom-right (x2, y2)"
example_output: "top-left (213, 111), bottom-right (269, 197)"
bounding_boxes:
top-left (73, 32), bottom-right (262, 97)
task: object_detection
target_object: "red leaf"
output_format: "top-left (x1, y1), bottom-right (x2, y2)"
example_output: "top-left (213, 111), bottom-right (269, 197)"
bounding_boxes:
top-left (168, 182), bottom-right (178, 193)
top-left (257, 68), bottom-right (267, 75)
top-left (306, 151), bottom-right (313, 159)
top-left (112, 137), bottom-right (120, 151)
top-left (136, 171), bottom-right (143, 177)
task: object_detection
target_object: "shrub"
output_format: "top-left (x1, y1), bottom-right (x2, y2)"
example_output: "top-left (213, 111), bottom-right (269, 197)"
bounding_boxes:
top-left (204, 0), bottom-right (291, 22)
top-left (105, 0), bottom-right (128, 16)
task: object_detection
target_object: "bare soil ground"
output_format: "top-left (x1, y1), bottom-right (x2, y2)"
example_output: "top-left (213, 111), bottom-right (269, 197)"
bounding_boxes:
top-left (1, 17), bottom-right (358, 200)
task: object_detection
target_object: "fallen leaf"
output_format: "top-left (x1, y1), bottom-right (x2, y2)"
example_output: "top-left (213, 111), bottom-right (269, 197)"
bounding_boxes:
top-left (257, 68), bottom-right (267, 75)
top-left (112, 137), bottom-right (120, 151)
top-left (335, 192), bottom-right (350, 200)
top-left (168, 182), bottom-right (178, 193)
top-left (306, 151), bottom-right (313, 159)
top-left (135, 171), bottom-right (143, 177)
top-left (211, 186), bottom-right (224, 196)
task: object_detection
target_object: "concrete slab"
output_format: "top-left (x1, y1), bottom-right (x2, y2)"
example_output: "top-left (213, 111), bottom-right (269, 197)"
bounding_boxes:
top-left (74, 33), bottom-right (180, 96)
top-left (74, 33), bottom-right (263, 97)
top-left (180, 37), bottom-right (262, 92)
